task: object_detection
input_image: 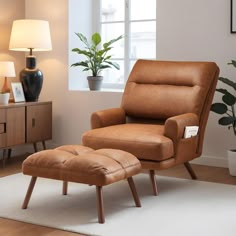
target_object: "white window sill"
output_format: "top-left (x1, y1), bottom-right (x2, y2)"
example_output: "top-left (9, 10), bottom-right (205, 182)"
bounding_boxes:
top-left (77, 88), bottom-right (124, 93)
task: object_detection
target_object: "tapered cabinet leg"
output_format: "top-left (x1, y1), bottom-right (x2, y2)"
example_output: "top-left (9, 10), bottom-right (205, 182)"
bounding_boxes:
top-left (184, 162), bottom-right (197, 180)
top-left (42, 141), bottom-right (46, 150)
top-left (96, 186), bottom-right (105, 224)
top-left (7, 149), bottom-right (12, 160)
top-left (149, 170), bottom-right (158, 196)
top-left (62, 181), bottom-right (68, 195)
top-left (127, 177), bottom-right (141, 207)
top-left (33, 143), bottom-right (38, 152)
top-left (2, 149), bottom-right (7, 168)
top-left (22, 176), bottom-right (37, 209)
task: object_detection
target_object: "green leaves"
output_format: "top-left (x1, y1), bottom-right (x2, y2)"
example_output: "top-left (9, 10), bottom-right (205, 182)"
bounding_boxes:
top-left (211, 62), bottom-right (236, 135)
top-left (219, 117), bottom-right (236, 126)
top-left (103, 35), bottom-right (123, 49)
top-left (71, 32), bottom-right (123, 76)
top-left (92, 33), bottom-right (101, 46)
top-left (211, 103), bottom-right (228, 114)
top-left (218, 77), bottom-right (236, 91)
top-left (75, 33), bottom-right (89, 48)
top-left (227, 60), bottom-right (236, 68)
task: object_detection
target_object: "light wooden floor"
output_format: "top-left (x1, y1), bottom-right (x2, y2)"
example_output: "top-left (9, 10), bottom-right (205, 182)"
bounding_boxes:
top-left (0, 154), bottom-right (236, 236)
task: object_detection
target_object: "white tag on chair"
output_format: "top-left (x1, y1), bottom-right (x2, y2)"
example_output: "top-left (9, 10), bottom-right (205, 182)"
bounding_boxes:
top-left (184, 126), bottom-right (199, 138)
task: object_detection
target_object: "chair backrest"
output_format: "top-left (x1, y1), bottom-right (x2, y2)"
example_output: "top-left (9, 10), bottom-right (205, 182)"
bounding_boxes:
top-left (121, 59), bottom-right (219, 154)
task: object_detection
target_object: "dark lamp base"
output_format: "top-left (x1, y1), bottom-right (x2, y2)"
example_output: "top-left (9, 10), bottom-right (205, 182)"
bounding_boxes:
top-left (20, 56), bottom-right (43, 102)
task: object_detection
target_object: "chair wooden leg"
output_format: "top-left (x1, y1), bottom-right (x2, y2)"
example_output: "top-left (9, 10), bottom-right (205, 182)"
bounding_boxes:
top-left (96, 186), bottom-right (105, 224)
top-left (62, 181), bottom-right (68, 195)
top-left (184, 162), bottom-right (197, 180)
top-left (127, 177), bottom-right (141, 207)
top-left (22, 176), bottom-right (37, 209)
top-left (149, 170), bottom-right (158, 196)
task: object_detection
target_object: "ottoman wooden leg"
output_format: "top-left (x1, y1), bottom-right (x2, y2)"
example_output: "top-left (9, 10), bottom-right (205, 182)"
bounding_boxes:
top-left (96, 186), bottom-right (105, 224)
top-left (22, 176), bottom-right (37, 209)
top-left (62, 181), bottom-right (68, 195)
top-left (127, 177), bottom-right (141, 207)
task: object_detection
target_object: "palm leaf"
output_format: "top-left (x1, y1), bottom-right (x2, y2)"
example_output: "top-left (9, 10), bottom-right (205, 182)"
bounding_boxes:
top-left (92, 33), bottom-right (101, 46)
top-left (219, 77), bottom-right (236, 90)
top-left (219, 117), bottom-right (235, 126)
top-left (227, 60), bottom-right (236, 68)
top-left (105, 61), bottom-right (120, 70)
top-left (103, 35), bottom-right (123, 48)
top-left (211, 103), bottom-right (228, 114)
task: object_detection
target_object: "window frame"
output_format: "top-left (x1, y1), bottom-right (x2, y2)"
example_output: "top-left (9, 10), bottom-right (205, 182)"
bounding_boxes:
top-left (93, 0), bottom-right (157, 90)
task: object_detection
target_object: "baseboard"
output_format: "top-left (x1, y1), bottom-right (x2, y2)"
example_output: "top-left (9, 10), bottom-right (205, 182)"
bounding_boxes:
top-left (191, 155), bottom-right (228, 168)
top-left (0, 141), bottom-right (59, 160)
top-left (1, 143), bottom-right (229, 169)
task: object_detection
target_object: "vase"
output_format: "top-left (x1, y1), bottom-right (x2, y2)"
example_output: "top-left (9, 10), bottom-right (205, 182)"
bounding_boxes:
top-left (0, 93), bottom-right (10, 105)
top-left (20, 56), bottom-right (43, 102)
top-left (87, 76), bottom-right (103, 91)
top-left (227, 149), bottom-right (236, 176)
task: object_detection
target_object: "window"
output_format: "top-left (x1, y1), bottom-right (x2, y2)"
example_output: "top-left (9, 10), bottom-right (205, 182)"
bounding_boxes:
top-left (94, 0), bottom-right (156, 89)
top-left (69, 0), bottom-right (156, 91)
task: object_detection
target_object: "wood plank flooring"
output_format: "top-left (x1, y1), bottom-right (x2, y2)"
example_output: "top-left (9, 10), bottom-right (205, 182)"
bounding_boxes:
top-left (0, 154), bottom-right (236, 236)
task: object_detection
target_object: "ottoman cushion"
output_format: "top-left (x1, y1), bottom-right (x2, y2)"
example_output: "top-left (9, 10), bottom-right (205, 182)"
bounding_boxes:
top-left (22, 145), bottom-right (141, 186)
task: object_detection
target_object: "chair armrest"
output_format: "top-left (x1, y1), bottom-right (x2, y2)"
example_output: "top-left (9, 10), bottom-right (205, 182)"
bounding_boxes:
top-left (91, 108), bottom-right (126, 129)
top-left (164, 113), bottom-right (199, 141)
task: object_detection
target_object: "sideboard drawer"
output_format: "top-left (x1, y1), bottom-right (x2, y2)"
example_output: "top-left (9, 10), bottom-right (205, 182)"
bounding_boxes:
top-left (0, 133), bottom-right (6, 148)
top-left (0, 109), bottom-right (6, 123)
top-left (0, 123), bottom-right (5, 134)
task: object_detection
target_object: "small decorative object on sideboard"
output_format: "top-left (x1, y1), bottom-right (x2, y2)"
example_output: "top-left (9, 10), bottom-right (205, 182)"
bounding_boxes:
top-left (0, 61), bottom-right (16, 104)
top-left (9, 19), bottom-right (52, 102)
top-left (0, 92), bottom-right (10, 105)
top-left (71, 32), bottom-right (123, 91)
top-left (11, 82), bottom-right (25, 103)
top-left (211, 60), bottom-right (236, 176)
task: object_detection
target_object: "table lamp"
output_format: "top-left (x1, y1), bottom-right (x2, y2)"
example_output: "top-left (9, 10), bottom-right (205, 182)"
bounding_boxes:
top-left (0, 61), bottom-right (16, 93)
top-left (9, 19), bottom-right (52, 101)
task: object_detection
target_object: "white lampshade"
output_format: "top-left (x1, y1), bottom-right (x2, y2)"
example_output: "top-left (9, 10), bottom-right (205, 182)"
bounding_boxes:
top-left (9, 19), bottom-right (52, 52)
top-left (0, 61), bottom-right (16, 77)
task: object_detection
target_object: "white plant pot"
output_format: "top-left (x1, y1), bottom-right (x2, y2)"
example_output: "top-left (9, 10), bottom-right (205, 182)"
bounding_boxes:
top-left (0, 93), bottom-right (10, 105)
top-left (227, 150), bottom-right (236, 176)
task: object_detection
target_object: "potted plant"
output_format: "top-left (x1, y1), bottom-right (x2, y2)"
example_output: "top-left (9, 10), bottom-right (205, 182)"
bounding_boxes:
top-left (71, 32), bottom-right (123, 90)
top-left (0, 91), bottom-right (10, 105)
top-left (211, 60), bottom-right (236, 176)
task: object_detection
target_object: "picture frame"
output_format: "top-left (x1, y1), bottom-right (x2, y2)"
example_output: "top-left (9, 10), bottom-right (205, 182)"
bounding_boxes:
top-left (11, 82), bottom-right (25, 103)
top-left (231, 0), bottom-right (236, 33)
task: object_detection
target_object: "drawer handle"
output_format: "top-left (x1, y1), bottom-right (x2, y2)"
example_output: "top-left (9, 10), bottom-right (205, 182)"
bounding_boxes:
top-left (0, 123), bottom-right (6, 134)
top-left (32, 118), bottom-right (36, 127)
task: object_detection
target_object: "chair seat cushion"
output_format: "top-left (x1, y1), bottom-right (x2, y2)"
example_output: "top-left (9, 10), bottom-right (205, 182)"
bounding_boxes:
top-left (82, 123), bottom-right (174, 161)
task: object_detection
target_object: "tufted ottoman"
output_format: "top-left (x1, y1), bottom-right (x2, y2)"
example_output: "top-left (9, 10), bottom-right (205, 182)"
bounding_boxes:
top-left (22, 145), bottom-right (141, 223)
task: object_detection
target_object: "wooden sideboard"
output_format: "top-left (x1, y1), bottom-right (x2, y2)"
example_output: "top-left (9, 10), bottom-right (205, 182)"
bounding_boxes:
top-left (0, 101), bottom-right (52, 167)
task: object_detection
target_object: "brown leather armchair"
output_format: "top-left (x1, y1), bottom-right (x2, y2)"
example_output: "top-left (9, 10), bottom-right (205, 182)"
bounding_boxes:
top-left (82, 59), bottom-right (219, 195)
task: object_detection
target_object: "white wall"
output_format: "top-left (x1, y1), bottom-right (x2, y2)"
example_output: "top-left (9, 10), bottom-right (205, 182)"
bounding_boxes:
top-left (156, 0), bottom-right (236, 167)
top-left (9, 0), bottom-right (236, 167)
top-left (69, 0), bottom-right (93, 90)
top-left (0, 0), bottom-right (25, 96)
